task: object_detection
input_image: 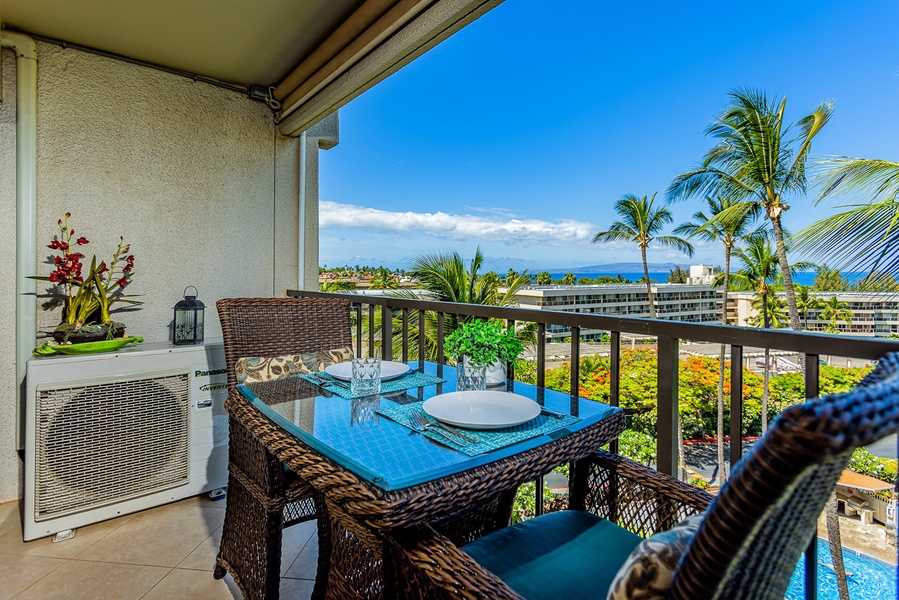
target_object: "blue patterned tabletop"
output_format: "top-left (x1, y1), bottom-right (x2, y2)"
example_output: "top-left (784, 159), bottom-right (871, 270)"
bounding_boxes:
top-left (240, 361), bottom-right (621, 492)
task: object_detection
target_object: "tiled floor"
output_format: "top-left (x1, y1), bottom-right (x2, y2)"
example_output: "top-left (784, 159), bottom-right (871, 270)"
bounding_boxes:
top-left (0, 495), bottom-right (319, 599)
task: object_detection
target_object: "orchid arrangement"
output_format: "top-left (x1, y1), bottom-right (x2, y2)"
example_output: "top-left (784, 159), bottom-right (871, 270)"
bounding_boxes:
top-left (36, 213), bottom-right (141, 336)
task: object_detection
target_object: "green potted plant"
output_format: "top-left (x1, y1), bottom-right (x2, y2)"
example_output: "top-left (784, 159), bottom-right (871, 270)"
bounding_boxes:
top-left (443, 319), bottom-right (524, 386)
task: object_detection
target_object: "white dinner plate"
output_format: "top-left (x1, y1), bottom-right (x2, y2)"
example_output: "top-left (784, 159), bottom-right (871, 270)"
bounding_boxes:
top-left (323, 360), bottom-right (411, 382)
top-left (422, 391), bottom-right (541, 430)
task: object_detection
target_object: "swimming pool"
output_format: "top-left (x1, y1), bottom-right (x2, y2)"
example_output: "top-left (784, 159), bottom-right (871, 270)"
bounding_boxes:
top-left (785, 538), bottom-right (897, 599)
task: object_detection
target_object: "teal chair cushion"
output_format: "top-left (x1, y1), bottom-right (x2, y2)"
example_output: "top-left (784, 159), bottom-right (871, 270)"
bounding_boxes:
top-left (461, 510), bottom-right (643, 600)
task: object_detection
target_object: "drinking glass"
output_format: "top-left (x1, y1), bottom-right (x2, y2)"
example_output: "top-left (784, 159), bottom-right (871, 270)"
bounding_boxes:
top-left (456, 360), bottom-right (487, 391)
top-left (351, 357), bottom-right (381, 396)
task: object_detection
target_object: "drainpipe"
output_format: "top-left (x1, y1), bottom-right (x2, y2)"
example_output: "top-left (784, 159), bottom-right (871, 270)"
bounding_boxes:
top-left (1, 31), bottom-right (38, 449)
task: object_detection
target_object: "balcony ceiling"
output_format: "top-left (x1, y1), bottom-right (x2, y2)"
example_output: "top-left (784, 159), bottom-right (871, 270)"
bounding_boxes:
top-left (3, 0), bottom-right (501, 132)
top-left (2, 0), bottom-right (366, 88)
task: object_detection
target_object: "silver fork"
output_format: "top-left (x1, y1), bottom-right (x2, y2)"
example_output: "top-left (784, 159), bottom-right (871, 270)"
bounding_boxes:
top-left (409, 411), bottom-right (478, 444)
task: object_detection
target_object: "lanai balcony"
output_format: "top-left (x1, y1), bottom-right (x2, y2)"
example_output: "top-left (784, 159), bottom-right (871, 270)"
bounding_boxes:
top-left (1, 2), bottom-right (897, 599)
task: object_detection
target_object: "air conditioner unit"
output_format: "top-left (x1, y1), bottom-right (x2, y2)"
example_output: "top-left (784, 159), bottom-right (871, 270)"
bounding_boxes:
top-left (23, 340), bottom-right (230, 541)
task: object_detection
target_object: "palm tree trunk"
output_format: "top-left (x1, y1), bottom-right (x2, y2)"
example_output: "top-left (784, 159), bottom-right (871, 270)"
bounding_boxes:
top-left (641, 246), bottom-right (657, 318)
top-left (770, 215), bottom-right (802, 330)
top-left (717, 248), bottom-right (731, 485)
top-left (826, 492), bottom-right (850, 600)
top-left (762, 291), bottom-right (770, 432)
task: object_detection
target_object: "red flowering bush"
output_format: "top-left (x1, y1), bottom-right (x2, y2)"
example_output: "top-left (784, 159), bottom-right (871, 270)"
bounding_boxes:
top-left (35, 213), bottom-right (141, 338)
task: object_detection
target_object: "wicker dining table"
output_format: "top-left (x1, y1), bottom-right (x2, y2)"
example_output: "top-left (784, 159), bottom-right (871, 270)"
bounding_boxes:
top-left (230, 362), bottom-right (625, 599)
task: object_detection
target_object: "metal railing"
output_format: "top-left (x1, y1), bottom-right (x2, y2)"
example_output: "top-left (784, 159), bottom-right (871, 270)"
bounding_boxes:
top-left (288, 288), bottom-right (899, 599)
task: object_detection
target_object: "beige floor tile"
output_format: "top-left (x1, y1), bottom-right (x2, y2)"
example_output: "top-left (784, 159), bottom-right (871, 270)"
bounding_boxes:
top-left (281, 520), bottom-right (317, 577)
top-left (280, 577), bottom-right (315, 599)
top-left (141, 567), bottom-right (241, 600)
top-left (177, 526), bottom-right (222, 571)
top-left (0, 502), bottom-right (134, 560)
top-left (74, 503), bottom-right (225, 567)
top-left (0, 554), bottom-right (67, 600)
top-left (284, 531), bottom-right (318, 580)
top-left (11, 560), bottom-right (170, 600)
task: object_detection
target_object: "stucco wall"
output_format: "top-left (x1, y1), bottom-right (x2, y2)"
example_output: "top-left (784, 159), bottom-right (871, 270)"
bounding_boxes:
top-left (0, 42), bottom-right (325, 502)
top-left (1, 49), bottom-right (21, 504)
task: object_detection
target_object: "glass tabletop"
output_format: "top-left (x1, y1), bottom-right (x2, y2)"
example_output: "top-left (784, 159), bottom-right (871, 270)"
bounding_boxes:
top-left (239, 361), bottom-right (620, 492)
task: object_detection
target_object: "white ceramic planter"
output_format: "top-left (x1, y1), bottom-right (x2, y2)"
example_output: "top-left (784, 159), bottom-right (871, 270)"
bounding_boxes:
top-left (485, 360), bottom-right (507, 386)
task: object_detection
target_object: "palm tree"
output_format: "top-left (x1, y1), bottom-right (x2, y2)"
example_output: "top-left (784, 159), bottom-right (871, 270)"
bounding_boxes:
top-left (369, 267), bottom-right (399, 290)
top-left (369, 248), bottom-right (533, 361)
top-left (560, 272), bottom-right (577, 285)
top-left (795, 285), bottom-right (822, 330)
top-left (795, 158), bottom-right (899, 285)
top-left (675, 196), bottom-right (765, 484)
top-left (668, 88), bottom-right (834, 331)
top-left (319, 279), bottom-right (356, 292)
top-left (819, 295), bottom-right (853, 333)
top-left (592, 193), bottom-right (694, 318)
top-left (746, 294), bottom-right (788, 329)
top-left (729, 237), bottom-right (781, 433)
top-left (535, 271), bottom-right (552, 285)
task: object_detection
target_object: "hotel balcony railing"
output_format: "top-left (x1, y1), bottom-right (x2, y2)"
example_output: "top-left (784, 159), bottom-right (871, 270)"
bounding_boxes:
top-left (289, 289), bottom-right (899, 599)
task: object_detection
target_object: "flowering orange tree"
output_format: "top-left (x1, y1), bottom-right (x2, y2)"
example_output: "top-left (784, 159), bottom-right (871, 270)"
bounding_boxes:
top-left (516, 349), bottom-right (869, 443)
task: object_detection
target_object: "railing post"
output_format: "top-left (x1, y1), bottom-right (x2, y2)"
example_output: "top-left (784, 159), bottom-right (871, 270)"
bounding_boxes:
top-left (368, 305), bottom-right (375, 358)
top-left (536, 323), bottom-right (546, 388)
top-left (570, 326), bottom-right (580, 401)
top-left (436, 313), bottom-right (445, 366)
top-left (609, 331), bottom-right (620, 455)
top-left (417, 309), bottom-right (426, 365)
top-left (401, 308), bottom-right (409, 362)
top-left (354, 303), bottom-right (363, 357)
top-left (507, 319), bottom-right (516, 380)
top-left (381, 305), bottom-right (392, 360)
top-left (804, 353), bottom-right (820, 600)
top-left (657, 336), bottom-right (679, 477)
top-left (729, 345), bottom-right (743, 475)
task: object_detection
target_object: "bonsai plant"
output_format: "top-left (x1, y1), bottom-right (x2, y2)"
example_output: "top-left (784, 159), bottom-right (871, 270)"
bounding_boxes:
top-left (443, 319), bottom-right (524, 385)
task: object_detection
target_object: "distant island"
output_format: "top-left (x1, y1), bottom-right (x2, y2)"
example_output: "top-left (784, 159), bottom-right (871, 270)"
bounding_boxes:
top-left (548, 262), bottom-right (690, 273)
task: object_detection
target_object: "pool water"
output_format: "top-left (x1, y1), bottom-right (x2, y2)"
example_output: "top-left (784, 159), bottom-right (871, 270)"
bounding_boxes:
top-left (785, 539), bottom-right (897, 600)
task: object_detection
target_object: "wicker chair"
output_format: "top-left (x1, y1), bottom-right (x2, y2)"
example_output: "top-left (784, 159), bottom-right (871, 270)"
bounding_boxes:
top-left (390, 351), bottom-right (899, 600)
top-left (213, 297), bottom-right (352, 600)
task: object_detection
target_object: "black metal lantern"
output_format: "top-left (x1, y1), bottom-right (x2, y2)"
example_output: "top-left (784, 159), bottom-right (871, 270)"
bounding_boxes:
top-left (173, 286), bottom-right (205, 345)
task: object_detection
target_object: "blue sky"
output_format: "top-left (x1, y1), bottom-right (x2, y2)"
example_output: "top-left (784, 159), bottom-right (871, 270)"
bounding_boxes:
top-left (319, 0), bottom-right (899, 273)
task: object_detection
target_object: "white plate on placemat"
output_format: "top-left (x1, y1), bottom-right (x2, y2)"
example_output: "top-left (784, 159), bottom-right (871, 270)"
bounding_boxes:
top-left (422, 391), bottom-right (541, 430)
top-left (324, 360), bottom-right (411, 382)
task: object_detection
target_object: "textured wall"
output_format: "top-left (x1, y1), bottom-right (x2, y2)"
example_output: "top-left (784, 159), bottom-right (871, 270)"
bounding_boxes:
top-left (0, 42), bottom-right (317, 502)
top-left (0, 49), bottom-right (22, 504)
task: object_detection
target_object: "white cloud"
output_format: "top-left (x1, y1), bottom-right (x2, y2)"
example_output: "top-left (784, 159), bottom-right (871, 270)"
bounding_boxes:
top-left (320, 201), bottom-right (599, 247)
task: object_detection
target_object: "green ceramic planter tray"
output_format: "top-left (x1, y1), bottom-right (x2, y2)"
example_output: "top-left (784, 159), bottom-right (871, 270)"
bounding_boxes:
top-left (33, 336), bottom-right (144, 356)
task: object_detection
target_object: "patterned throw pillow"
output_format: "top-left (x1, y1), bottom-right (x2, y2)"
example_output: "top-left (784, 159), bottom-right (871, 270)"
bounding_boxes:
top-left (606, 514), bottom-right (704, 600)
top-left (235, 346), bottom-right (354, 384)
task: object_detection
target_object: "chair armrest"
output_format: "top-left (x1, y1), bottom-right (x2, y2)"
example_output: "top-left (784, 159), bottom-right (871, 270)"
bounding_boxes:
top-left (388, 525), bottom-right (526, 600)
top-left (571, 449), bottom-right (713, 536)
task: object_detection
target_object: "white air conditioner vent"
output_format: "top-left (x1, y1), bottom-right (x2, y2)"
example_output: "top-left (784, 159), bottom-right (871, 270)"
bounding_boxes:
top-left (35, 373), bottom-right (191, 521)
top-left (24, 341), bottom-right (229, 541)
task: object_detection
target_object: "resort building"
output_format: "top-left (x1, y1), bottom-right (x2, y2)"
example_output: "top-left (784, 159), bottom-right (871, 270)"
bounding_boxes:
top-left (511, 284), bottom-right (723, 340)
top-left (728, 292), bottom-right (899, 338)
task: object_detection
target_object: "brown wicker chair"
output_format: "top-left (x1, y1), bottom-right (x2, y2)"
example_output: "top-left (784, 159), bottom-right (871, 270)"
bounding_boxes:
top-left (213, 297), bottom-right (352, 600)
top-left (390, 351), bottom-right (899, 600)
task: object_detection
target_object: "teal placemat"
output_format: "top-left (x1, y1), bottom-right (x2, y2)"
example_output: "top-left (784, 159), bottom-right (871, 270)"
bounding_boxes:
top-left (377, 401), bottom-right (581, 456)
top-left (301, 370), bottom-right (445, 399)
